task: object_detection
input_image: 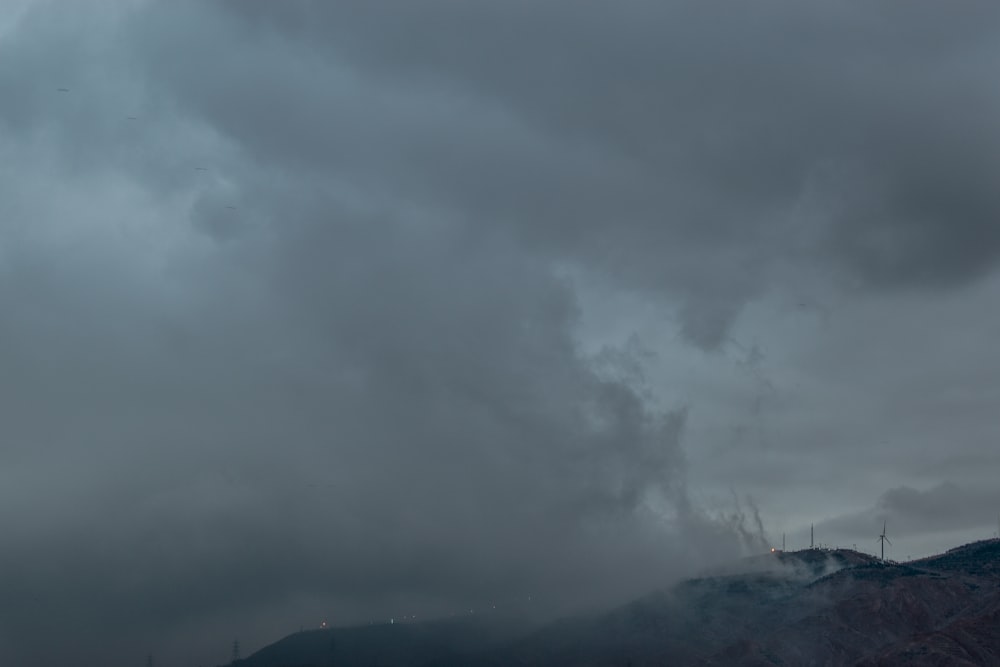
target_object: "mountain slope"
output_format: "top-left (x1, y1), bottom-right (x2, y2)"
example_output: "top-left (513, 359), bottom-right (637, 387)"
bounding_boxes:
top-left (228, 614), bottom-right (532, 667)
top-left (225, 540), bottom-right (1000, 667)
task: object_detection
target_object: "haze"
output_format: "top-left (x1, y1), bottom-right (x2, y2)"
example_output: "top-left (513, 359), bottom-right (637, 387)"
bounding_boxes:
top-left (2, 2), bottom-right (999, 665)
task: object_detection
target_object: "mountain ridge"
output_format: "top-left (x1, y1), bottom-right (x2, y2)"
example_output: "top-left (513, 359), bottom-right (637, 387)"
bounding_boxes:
top-left (222, 539), bottom-right (1000, 667)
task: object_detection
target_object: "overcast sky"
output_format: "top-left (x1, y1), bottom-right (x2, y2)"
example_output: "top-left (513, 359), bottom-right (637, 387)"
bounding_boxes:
top-left (2, 2), bottom-right (1000, 665)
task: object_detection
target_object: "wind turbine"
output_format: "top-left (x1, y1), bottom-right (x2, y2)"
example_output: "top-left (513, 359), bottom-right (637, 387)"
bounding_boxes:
top-left (878, 520), bottom-right (891, 561)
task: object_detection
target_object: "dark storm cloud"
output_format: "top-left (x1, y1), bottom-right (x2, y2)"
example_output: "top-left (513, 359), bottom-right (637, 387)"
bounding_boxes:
top-left (190, 194), bottom-right (248, 241)
top-left (2, 1), bottom-right (999, 665)
top-left (213, 0), bottom-right (1000, 346)
top-left (817, 482), bottom-right (1000, 554)
top-left (0, 185), bottom-right (748, 664)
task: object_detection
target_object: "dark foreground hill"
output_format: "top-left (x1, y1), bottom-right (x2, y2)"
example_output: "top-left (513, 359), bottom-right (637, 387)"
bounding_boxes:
top-left (224, 540), bottom-right (1000, 667)
top-left (227, 614), bottom-right (533, 667)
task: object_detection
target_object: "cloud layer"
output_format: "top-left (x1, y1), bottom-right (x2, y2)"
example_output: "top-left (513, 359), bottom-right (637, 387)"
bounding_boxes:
top-left (2, 2), bottom-right (1000, 665)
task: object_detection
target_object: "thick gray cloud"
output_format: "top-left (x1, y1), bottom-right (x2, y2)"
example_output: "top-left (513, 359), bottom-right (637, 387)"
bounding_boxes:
top-left (2, 1), bottom-right (999, 665)
top-left (817, 482), bottom-right (1000, 558)
top-left (214, 0), bottom-right (1000, 342)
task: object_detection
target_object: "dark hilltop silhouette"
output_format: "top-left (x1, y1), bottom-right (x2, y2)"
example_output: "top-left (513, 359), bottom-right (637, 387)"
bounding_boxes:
top-left (219, 539), bottom-right (1000, 667)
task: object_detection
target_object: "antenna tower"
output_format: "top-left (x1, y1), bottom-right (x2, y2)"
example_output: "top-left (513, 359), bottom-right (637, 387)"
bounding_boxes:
top-left (810, 524), bottom-right (814, 549)
top-left (232, 639), bottom-right (240, 664)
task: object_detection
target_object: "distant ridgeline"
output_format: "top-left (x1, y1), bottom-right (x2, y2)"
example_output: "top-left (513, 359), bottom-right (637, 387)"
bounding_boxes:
top-left (222, 539), bottom-right (1000, 667)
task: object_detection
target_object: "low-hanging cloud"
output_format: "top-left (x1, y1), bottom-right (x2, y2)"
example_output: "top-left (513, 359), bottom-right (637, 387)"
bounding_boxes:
top-left (3, 2), bottom-right (1000, 665)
